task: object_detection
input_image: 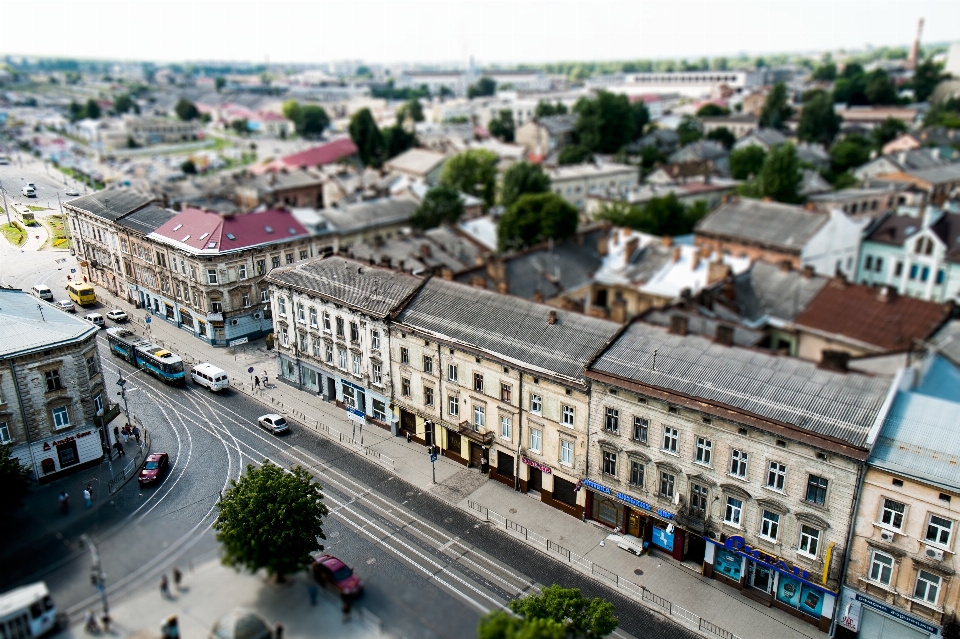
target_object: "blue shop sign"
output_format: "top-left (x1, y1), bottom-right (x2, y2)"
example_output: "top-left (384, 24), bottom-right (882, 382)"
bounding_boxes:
top-left (342, 378), bottom-right (366, 392)
top-left (584, 480), bottom-right (674, 520)
top-left (715, 536), bottom-right (835, 596)
top-left (652, 526), bottom-right (675, 551)
top-left (583, 479), bottom-right (610, 495)
top-left (855, 594), bottom-right (939, 635)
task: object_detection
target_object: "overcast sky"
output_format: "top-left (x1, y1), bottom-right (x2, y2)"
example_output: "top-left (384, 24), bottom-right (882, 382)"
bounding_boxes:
top-left (2, 0), bottom-right (958, 66)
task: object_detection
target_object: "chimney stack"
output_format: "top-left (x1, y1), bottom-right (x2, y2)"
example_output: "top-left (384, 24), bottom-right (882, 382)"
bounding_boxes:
top-left (801, 264), bottom-right (815, 279)
top-left (669, 314), bottom-right (689, 336)
top-left (708, 261), bottom-right (732, 285)
top-left (441, 267), bottom-right (454, 280)
top-left (624, 237), bottom-right (639, 265)
top-left (471, 275), bottom-right (487, 289)
top-left (715, 324), bottom-right (735, 346)
top-left (877, 285), bottom-right (895, 303)
top-left (548, 310), bottom-right (557, 325)
top-left (692, 253), bottom-right (701, 270)
top-left (597, 234), bottom-right (609, 256)
top-left (818, 350), bottom-right (850, 373)
top-left (497, 281), bottom-right (509, 294)
top-left (779, 260), bottom-right (792, 273)
top-left (661, 236), bottom-right (674, 248)
top-left (533, 290), bottom-right (545, 302)
top-left (420, 243), bottom-right (432, 258)
top-left (672, 247), bottom-right (681, 263)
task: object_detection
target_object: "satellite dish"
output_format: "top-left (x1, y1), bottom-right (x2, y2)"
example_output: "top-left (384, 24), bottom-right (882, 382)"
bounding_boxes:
top-left (666, 524), bottom-right (675, 535)
top-left (673, 492), bottom-right (681, 506)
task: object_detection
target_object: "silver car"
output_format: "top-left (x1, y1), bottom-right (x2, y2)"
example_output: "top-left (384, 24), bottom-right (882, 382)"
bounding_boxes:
top-left (55, 299), bottom-right (76, 313)
top-left (257, 414), bottom-right (289, 434)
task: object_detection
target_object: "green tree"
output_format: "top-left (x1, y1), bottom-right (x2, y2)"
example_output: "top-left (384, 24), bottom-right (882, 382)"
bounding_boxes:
top-left (230, 119), bottom-right (249, 136)
top-left (113, 93), bottom-right (136, 114)
top-left (83, 98), bottom-right (101, 120)
top-left (797, 91), bottom-right (843, 146)
top-left (181, 159), bottom-right (197, 174)
top-left (912, 59), bottom-right (947, 103)
top-left (830, 135), bottom-right (872, 174)
top-left (468, 77), bottom-right (497, 99)
top-left (676, 115), bottom-right (703, 146)
top-left (215, 76), bottom-right (226, 92)
top-left (811, 62), bottom-right (837, 82)
top-left (705, 126), bottom-right (736, 150)
top-left (282, 99), bottom-right (302, 123)
top-left (596, 193), bottom-right (705, 236)
top-left (497, 193), bottom-right (579, 252)
top-left (214, 461), bottom-right (328, 581)
top-left (488, 110), bottom-right (516, 142)
top-left (755, 143), bottom-right (802, 203)
top-left (759, 82), bottom-right (794, 129)
top-left (923, 99), bottom-right (960, 129)
top-left (440, 149), bottom-right (498, 207)
top-left (397, 98), bottom-right (425, 124)
top-left (535, 101), bottom-right (568, 118)
top-left (729, 145), bottom-right (768, 180)
top-left (506, 585), bottom-right (617, 639)
top-left (356, 66), bottom-right (372, 78)
top-left (382, 124), bottom-right (417, 159)
top-left (348, 108), bottom-right (385, 167)
top-left (696, 103), bottom-right (731, 117)
top-left (501, 162), bottom-right (551, 208)
top-left (639, 145), bottom-right (667, 174)
top-left (174, 98), bottom-right (199, 121)
top-left (572, 91), bottom-right (641, 154)
top-left (411, 185), bottom-right (465, 229)
top-left (0, 443), bottom-right (32, 513)
top-left (296, 105), bottom-right (330, 138)
top-left (477, 610), bottom-right (566, 639)
top-left (872, 117), bottom-right (908, 150)
top-left (864, 69), bottom-right (899, 105)
top-left (557, 145), bottom-right (593, 165)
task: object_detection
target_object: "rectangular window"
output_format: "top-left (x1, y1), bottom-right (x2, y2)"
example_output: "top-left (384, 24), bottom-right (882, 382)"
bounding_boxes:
top-left (766, 461), bottom-right (786, 491)
top-left (325, 343), bottom-right (333, 364)
top-left (448, 364), bottom-right (458, 382)
top-left (448, 395), bottom-right (459, 417)
top-left (561, 405), bottom-right (575, 426)
top-left (309, 307), bottom-right (317, 327)
top-left (272, 256), bottom-right (281, 269)
top-left (927, 515), bottom-right (953, 546)
top-left (921, 266), bottom-right (930, 282)
top-left (45, 369), bottom-right (63, 392)
top-left (630, 461), bottom-right (644, 488)
top-left (323, 312), bottom-right (331, 332)
top-left (371, 330), bottom-right (380, 350)
top-left (500, 415), bottom-right (511, 439)
top-left (278, 297), bottom-right (286, 316)
top-left (238, 264), bottom-right (247, 280)
top-left (725, 497), bottom-right (743, 526)
top-left (372, 399), bottom-right (387, 421)
top-left (474, 373), bottom-right (484, 392)
top-left (869, 550), bottom-right (894, 585)
top-left (604, 407), bottom-right (619, 433)
top-left (371, 363), bottom-right (382, 385)
top-left (730, 449), bottom-right (748, 478)
top-left (286, 253), bottom-right (295, 265)
top-left (401, 378), bottom-right (411, 397)
top-left (696, 437), bottom-right (712, 465)
top-left (798, 525), bottom-right (820, 557)
top-left (633, 417), bottom-right (648, 443)
top-left (338, 348), bottom-right (347, 370)
top-left (760, 510), bottom-right (780, 541)
top-left (423, 356), bottom-right (433, 373)
top-left (256, 259), bottom-right (265, 275)
top-left (474, 405), bottom-right (485, 429)
top-left (51, 406), bottom-right (70, 429)
top-left (914, 570), bottom-right (941, 605)
top-left (875, 257), bottom-right (883, 273)
top-left (659, 471), bottom-right (675, 498)
top-left (207, 268), bottom-right (218, 284)
top-left (865, 255), bottom-right (873, 270)
top-left (895, 261), bottom-right (903, 277)
top-left (342, 386), bottom-right (356, 409)
top-left (530, 428), bottom-right (542, 453)
top-left (530, 394), bottom-right (542, 414)
top-left (937, 269), bottom-right (946, 285)
top-left (350, 322), bottom-right (359, 342)
top-left (560, 440), bottom-right (573, 466)
top-left (424, 386), bottom-right (434, 406)
top-left (662, 427), bottom-right (678, 453)
top-left (242, 292), bottom-right (250, 307)
top-left (501, 383), bottom-right (512, 403)
top-left (298, 333), bottom-right (307, 352)
top-left (910, 264), bottom-right (918, 280)
top-left (312, 340), bottom-right (321, 357)
top-left (690, 483), bottom-right (708, 518)
top-left (806, 475), bottom-right (828, 506)
top-left (602, 451), bottom-right (617, 475)
top-left (86, 356), bottom-right (99, 378)
top-left (297, 303), bottom-right (305, 321)
top-left (352, 353), bottom-right (362, 376)
top-left (0, 421), bottom-right (9, 443)
top-left (336, 317), bottom-right (344, 337)
top-left (280, 327), bottom-right (289, 346)
top-left (400, 347), bottom-right (409, 364)
top-left (881, 498), bottom-right (905, 530)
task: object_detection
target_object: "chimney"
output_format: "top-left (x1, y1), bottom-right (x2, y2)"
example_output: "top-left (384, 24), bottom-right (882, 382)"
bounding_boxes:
top-left (672, 247), bottom-right (681, 263)
top-left (624, 237), bottom-right (639, 265)
top-left (497, 281), bottom-right (509, 294)
top-left (762, 196), bottom-right (773, 203)
top-left (779, 260), bottom-right (792, 273)
top-left (715, 324), bottom-right (735, 346)
top-left (533, 290), bottom-right (545, 302)
top-left (721, 277), bottom-right (736, 302)
top-left (661, 236), bottom-right (673, 248)
top-left (801, 264), bottom-right (815, 279)
top-left (701, 246), bottom-right (712, 259)
top-left (597, 234), bottom-right (609, 256)
top-left (721, 194), bottom-right (731, 205)
top-left (623, 227), bottom-right (632, 237)
top-left (877, 285), bottom-right (896, 303)
top-left (441, 267), bottom-right (454, 280)
top-left (669, 314), bottom-right (689, 336)
top-left (692, 253), bottom-right (701, 270)
top-left (610, 298), bottom-right (627, 323)
top-left (420, 243), bottom-right (432, 258)
top-left (708, 261), bottom-right (732, 285)
top-left (471, 275), bottom-right (487, 289)
top-left (486, 258), bottom-right (506, 285)
top-left (803, 202), bottom-right (817, 211)
top-left (548, 310), bottom-right (557, 325)
top-left (818, 350), bottom-right (850, 373)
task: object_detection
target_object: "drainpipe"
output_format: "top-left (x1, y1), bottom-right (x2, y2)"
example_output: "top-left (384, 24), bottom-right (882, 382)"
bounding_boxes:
top-left (8, 360), bottom-right (40, 485)
top-left (514, 371), bottom-right (523, 491)
top-left (827, 460), bottom-right (865, 639)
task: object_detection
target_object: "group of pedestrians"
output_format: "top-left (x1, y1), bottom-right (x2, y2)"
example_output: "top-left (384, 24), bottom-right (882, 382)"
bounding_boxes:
top-left (254, 371), bottom-right (269, 390)
top-left (159, 567), bottom-right (183, 598)
top-left (110, 423), bottom-right (142, 459)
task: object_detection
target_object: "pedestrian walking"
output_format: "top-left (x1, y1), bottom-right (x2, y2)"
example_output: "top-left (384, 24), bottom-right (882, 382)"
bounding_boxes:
top-left (274, 623), bottom-right (284, 639)
top-left (113, 441), bottom-right (125, 457)
top-left (263, 371), bottom-right (268, 387)
top-left (83, 488), bottom-right (92, 508)
top-left (133, 425), bottom-right (141, 445)
top-left (84, 609), bottom-right (99, 633)
top-left (172, 567), bottom-right (182, 590)
top-left (307, 584), bottom-right (318, 606)
top-left (59, 491), bottom-right (70, 514)
top-left (122, 429), bottom-right (129, 444)
top-left (254, 375), bottom-right (260, 389)
top-left (159, 574), bottom-right (169, 598)
top-left (113, 425), bottom-right (120, 444)
top-left (341, 596), bottom-right (352, 622)
top-left (86, 483), bottom-right (94, 504)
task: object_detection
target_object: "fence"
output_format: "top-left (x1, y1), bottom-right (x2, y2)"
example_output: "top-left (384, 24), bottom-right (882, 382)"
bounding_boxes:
top-left (465, 499), bottom-right (743, 639)
top-left (107, 418), bottom-right (150, 493)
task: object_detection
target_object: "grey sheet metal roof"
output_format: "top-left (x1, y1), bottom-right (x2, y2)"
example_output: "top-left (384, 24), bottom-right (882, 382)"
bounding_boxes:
top-left (732, 260), bottom-right (829, 323)
top-left (537, 114), bottom-right (577, 136)
top-left (396, 278), bottom-right (621, 381)
top-left (907, 163), bottom-right (960, 184)
top-left (929, 320), bottom-right (960, 368)
top-left (695, 198), bottom-right (828, 252)
top-left (115, 205), bottom-right (177, 236)
top-left (318, 196), bottom-right (418, 234)
top-left (266, 257), bottom-right (424, 318)
top-left (589, 322), bottom-right (891, 447)
top-left (0, 289), bottom-right (98, 358)
top-left (63, 188), bottom-right (156, 222)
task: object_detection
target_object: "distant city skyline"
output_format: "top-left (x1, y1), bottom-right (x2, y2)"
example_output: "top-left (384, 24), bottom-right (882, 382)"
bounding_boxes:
top-left (2, 0), bottom-right (958, 67)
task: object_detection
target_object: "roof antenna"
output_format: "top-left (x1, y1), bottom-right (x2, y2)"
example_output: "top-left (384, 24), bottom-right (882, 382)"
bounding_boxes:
top-left (37, 303), bottom-right (45, 321)
top-left (651, 348), bottom-right (658, 371)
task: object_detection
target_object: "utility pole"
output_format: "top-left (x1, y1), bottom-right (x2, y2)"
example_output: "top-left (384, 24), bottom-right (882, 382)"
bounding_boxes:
top-left (80, 534), bottom-right (109, 620)
top-left (117, 369), bottom-right (131, 426)
top-left (426, 420), bottom-right (437, 484)
top-left (1, 182), bottom-right (9, 225)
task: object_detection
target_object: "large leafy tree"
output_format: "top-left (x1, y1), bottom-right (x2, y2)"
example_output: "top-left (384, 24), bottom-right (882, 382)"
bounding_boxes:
top-left (535, 101), bottom-right (567, 118)
top-left (174, 98), bottom-right (199, 121)
top-left (113, 93), bottom-right (137, 115)
top-left (759, 82), bottom-right (794, 129)
top-left (296, 105), bottom-right (330, 138)
top-left (705, 126), bottom-right (735, 150)
top-left (214, 461), bottom-right (328, 581)
top-left (557, 145), bottom-right (593, 166)
top-left (478, 611), bottom-right (566, 639)
top-left (488, 110), bottom-right (516, 142)
top-left (504, 585), bottom-right (618, 639)
top-left (440, 149), bottom-right (499, 207)
top-left (411, 186), bottom-right (465, 229)
top-left (596, 193), bottom-right (707, 236)
top-left (811, 62), bottom-right (837, 82)
top-left (468, 77), bottom-right (497, 99)
top-left (501, 162), bottom-right (551, 208)
top-left (797, 91), bottom-right (843, 146)
top-left (397, 98), bottom-right (425, 124)
top-left (572, 91), bottom-right (644, 154)
top-left (729, 146), bottom-right (767, 180)
top-left (282, 99), bottom-right (301, 123)
top-left (497, 193), bottom-right (579, 252)
top-left (830, 135), bottom-right (872, 174)
top-left (0, 443), bottom-right (32, 513)
top-left (696, 103), bottom-right (730, 117)
top-left (383, 124), bottom-right (417, 160)
top-left (349, 108), bottom-right (385, 167)
top-left (754, 143), bottom-right (802, 204)
top-left (912, 59), bottom-right (948, 103)
top-left (864, 69), bottom-right (899, 105)
top-left (872, 117), bottom-right (908, 150)
top-left (676, 115), bottom-right (703, 146)
top-left (84, 98), bottom-right (101, 120)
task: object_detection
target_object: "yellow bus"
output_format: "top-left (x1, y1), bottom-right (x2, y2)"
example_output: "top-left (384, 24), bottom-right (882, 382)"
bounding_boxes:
top-left (66, 283), bottom-right (96, 306)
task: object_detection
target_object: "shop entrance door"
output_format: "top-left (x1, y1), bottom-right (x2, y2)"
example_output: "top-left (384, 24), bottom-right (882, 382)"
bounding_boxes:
top-left (326, 377), bottom-right (336, 400)
top-left (686, 534), bottom-right (706, 565)
top-left (400, 409), bottom-right (416, 438)
top-left (469, 442), bottom-right (483, 468)
top-left (748, 561), bottom-right (774, 594)
top-left (627, 511), bottom-right (643, 538)
top-left (528, 467), bottom-right (542, 493)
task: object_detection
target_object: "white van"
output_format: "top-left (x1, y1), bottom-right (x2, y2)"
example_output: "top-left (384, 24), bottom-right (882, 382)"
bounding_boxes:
top-left (191, 363), bottom-right (229, 392)
top-left (83, 312), bottom-right (105, 328)
top-left (22, 186), bottom-right (36, 197)
top-left (32, 284), bottom-right (53, 301)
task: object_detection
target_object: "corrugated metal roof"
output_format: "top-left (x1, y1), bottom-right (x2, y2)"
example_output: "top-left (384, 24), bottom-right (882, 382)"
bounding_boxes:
top-left (396, 279), bottom-right (621, 380)
top-left (733, 260), bottom-right (829, 323)
top-left (266, 256), bottom-right (424, 319)
top-left (0, 289), bottom-right (98, 358)
top-left (590, 322), bottom-right (891, 447)
top-left (116, 205), bottom-right (176, 236)
top-left (63, 189), bottom-right (156, 222)
top-left (695, 198), bottom-right (829, 252)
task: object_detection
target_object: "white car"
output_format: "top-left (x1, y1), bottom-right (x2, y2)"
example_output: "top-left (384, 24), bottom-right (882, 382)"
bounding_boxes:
top-left (55, 299), bottom-right (76, 313)
top-left (64, 189), bottom-right (80, 197)
top-left (84, 312), bottom-right (105, 328)
top-left (105, 309), bottom-right (128, 322)
top-left (257, 414), bottom-right (289, 434)
top-left (21, 186), bottom-right (35, 197)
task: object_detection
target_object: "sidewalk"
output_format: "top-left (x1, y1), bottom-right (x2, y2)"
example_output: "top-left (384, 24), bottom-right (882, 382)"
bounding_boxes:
top-left (54, 555), bottom-right (380, 639)
top-left (107, 295), bottom-right (825, 639)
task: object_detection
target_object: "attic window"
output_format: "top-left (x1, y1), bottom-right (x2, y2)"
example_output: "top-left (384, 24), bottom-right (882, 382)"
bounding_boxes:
top-left (226, 233), bottom-right (236, 240)
top-left (181, 235), bottom-right (191, 242)
top-left (172, 224), bottom-right (183, 232)
top-left (288, 227), bottom-right (297, 235)
top-left (199, 232), bottom-right (209, 240)
top-left (265, 226), bottom-right (274, 234)
top-left (207, 242), bottom-right (217, 249)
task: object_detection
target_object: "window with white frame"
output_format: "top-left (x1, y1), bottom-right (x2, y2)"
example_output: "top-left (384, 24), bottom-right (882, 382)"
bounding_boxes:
top-left (869, 550), bottom-right (894, 585)
top-left (278, 297), bottom-right (287, 316)
top-left (914, 570), bottom-right (942, 605)
top-left (926, 515), bottom-right (953, 547)
top-left (0, 421), bottom-right (9, 443)
top-left (500, 415), bottom-right (511, 439)
top-left (766, 461), bottom-right (786, 491)
top-left (560, 440), bottom-right (573, 466)
top-left (604, 407), bottom-right (619, 433)
top-left (530, 394), bottom-right (542, 414)
top-left (448, 364), bottom-right (458, 382)
top-left (602, 450), bottom-right (617, 475)
top-left (371, 330), bottom-right (380, 350)
top-left (724, 497), bottom-right (743, 526)
top-left (322, 312), bottom-right (331, 332)
top-left (325, 343), bottom-right (333, 363)
top-left (659, 471), bottom-right (675, 498)
top-left (51, 406), bottom-right (70, 429)
top-left (695, 437), bottom-right (712, 465)
top-left (338, 348), bottom-right (347, 370)
top-left (297, 303), bottom-right (305, 322)
top-left (207, 268), bottom-right (218, 285)
top-left (312, 340), bottom-right (321, 357)
top-left (238, 264), bottom-right (247, 280)
top-left (881, 498), bottom-right (906, 530)
top-left (352, 353), bottom-right (362, 376)
top-left (371, 363), bottom-right (382, 386)
top-left (401, 378), bottom-right (411, 397)
top-left (260, 289), bottom-right (269, 303)
top-left (760, 510), bottom-right (780, 541)
top-left (561, 405), bottom-right (574, 426)
top-left (630, 461), bottom-right (644, 488)
top-left (448, 395), bottom-right (459, 417)
top-left (633, 417), bottom-right (648, 443)
top-left (662, 427), bottom-right (678, 453)
top-left (309, 307), bottom-right (317, 327)
top-left (280, 327), bottom-right (289, 346)
top-left (298, 333), bottom-right (307, 352)
top-left (473, 405), bottom-right (485, 429)
top-left (798, 525), bottom-right (820, 558)
top-left (730, 449), bottom-right (748, 478)
top-left (530, 428), bottom-right (542, 453)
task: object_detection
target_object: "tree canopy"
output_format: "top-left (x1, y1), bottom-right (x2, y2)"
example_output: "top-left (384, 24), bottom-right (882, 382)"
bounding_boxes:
top-left (0, 443), bottom-right (32, 513)
top-left (729, 145), bottom-right (767, 180)
top-left (557, 145), bottom-right (594, 166)
top-left (174, 98), bottom-right (199, 121)
top-left (349, 108), bottom-right (386, 167)
top-left (113, 93), bottom-right (137, 115)
top-left (488, 110), bottom-right (516, 143)
top-left (912, 59), bottom-right (948, 103)
top-left (411, 185), bottom-right (465, 229)
top-left (596, 193), bottom-right (709, 237)
top-left (572, 91), bottom-right (649, 154)
top-left (501, 162), bottom-right (551, 208)
top-left (797, 91), bottom-right (843, 146)
top-left (214, 461), bottom-right (328, 581)
top-left (835, 65), bottom-right (899, 106)
top-left (705, 126), bottom-right (735, 150)
top-left (830, 135), bottom-right (872, 175)
top-left (923, 98), bottom-right (960, 129)
top-left (810, 62), bottom-right (837, 82)
top-left (383, 124), bottom-right (417, 160)
top-left (478, 611), bottom-right (566, 639)
top-left (497, 193), bottom-right (579, 252)
top-left (676, 115), bottom-right (703, 146)
top-left (468, 77), bottom-right (497, 99)
top-left (494, 585), bottom-right (617, 639)
top-left (696, 103), bottom-right (731, 117)
top-left (215, 77), bottom-right (226, 92)
top-left (759, 82), bottom-right (794, 130)
top-left (739, 143), bottom-right (803, 204)
top-left (296, 105), bottom-right (331, 138)
top-left (535, 101), bottom-right (568, 118)
top-left (872, 117), bottom-right (907, 150)
top-left (397, 99), bottom-right (425, 124)
top-left (440, 149), bottom-right (499, 207)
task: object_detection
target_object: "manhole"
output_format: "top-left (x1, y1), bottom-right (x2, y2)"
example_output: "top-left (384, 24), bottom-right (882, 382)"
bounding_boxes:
top-left (444, 518), bottom-right (453, 523)
top-left (329, 531), bottom-right (340, 538)
top-left (406, 491), bottom-right (415, 496)
top-left (634, 569), bottom-right (644, 576)
top-left (366, 558), bottom-right (376, 565)
top-left (509, 508), bottom-right (517, 514)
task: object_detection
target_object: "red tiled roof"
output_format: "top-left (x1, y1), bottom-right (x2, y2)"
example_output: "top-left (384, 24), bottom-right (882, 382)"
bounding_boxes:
top-left (794, 281), bottom-right (951, 352)
top-left (151, 207), bottom-right (310, 253)
top-left (281, 138), bottom-right (358, 168)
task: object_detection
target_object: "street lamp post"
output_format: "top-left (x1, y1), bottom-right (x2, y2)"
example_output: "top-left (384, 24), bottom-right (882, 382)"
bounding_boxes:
top-left (80, 534), bottom-right (109, 621)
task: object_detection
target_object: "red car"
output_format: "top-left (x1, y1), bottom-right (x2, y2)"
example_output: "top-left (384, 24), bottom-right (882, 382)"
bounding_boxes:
top-left (311, 554), bottom-right (363, 597)
top-left (138, 453), bottom-right (169, 485)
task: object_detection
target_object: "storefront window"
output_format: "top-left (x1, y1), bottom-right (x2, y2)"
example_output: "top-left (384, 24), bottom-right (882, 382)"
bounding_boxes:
top-left (777, 575), bottom-right (826, 618)
top-left (714, 548), bottom-right (743, 581)
top-left (651, 524), bottom-right (674, 551)
top-left (592, 495), bottom-right (622, 528)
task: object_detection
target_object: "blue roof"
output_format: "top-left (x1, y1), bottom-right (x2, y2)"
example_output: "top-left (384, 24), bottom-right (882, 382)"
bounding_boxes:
top-left (914, 355), bottom-right (960, 402)
top-left (0, 289), bottom-right (99, 358)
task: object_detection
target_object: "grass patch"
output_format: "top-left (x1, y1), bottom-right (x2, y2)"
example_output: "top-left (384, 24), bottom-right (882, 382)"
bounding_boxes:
top-left (26, 205), bottom-right (47, 211)
top-left (46, 214), bottom-right (67, 248)
top-left (1, 223), bottom-right (27, 246)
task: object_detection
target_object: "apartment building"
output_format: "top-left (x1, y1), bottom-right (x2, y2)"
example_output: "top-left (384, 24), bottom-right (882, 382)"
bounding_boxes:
top-left (583, 320), bottom-right (893, 632)
top-left (390, 277), bottom-right (620, 517)
top-left (546, 163), bottom-right (640, 210)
